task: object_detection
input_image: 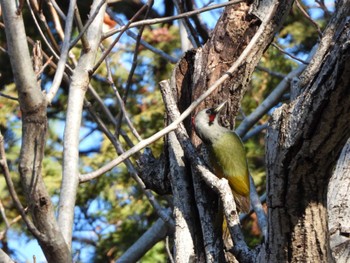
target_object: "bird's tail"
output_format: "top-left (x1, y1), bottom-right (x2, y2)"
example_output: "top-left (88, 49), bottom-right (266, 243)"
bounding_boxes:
top-left (233, 192), bottom-right (250, 214)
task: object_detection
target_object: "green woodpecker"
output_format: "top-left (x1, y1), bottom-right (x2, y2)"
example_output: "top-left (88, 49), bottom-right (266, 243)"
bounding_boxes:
top-left (193, 101), bottom-right (250, 213)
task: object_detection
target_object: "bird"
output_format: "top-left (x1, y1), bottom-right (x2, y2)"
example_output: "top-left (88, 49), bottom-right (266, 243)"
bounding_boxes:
top-left (193, 101), bottom-right (250, 213)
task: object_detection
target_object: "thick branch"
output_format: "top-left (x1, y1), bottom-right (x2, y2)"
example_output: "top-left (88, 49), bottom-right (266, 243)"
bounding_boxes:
top-left (57, 0), bottom-right (107, 247)
top-left (0, 0), bottom-right (72, 261)
top-left (168, 131), bottom-right (197, 261)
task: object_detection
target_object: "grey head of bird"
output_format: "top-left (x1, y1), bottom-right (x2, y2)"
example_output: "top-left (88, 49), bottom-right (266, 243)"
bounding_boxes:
top-left (193, 101), bottom-right (228, 144)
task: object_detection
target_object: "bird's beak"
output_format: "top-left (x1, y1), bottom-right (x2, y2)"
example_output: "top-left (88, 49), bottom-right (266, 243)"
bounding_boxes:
top-left (213, 101), bottom-right (227, 114)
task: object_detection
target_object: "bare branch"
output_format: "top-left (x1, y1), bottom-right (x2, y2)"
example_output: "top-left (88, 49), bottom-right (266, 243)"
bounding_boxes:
top-left (271, 43), bottom-right (309, 65)
top-left (1, 1), bottom-right (72, 260)
top-left (46, 0), bottom-right (77, 104)
top-left (73, 4), bottom-right (90, 52)
top-left (237, 45), bottom-right (317, 138)
top-left (256, 65), bottom-right (286, 79)
top-left (168, 131), bottom-right (196, 260)
top-left (28, 0), bottom-right (60, 52)
top-left (315, 0), bottom-right (331, 19)
top-left (47, 0), bottom-right (65, 40)
top-left (83, 55), bottom-right (174, 227)
top-left (25, 0), bottom-right (61, 63)
top-left (172, 0), bottom-right (199, 48)
top-left (0, 214), bottom-right (23, 241)
top-left (0, 93), bottom-right (18, 101)
top-left (237, 62), bottom-right (307, 136)
top-left (48, 0), bottom-right (66, 20)
top-left (109, 82), bottom-right (143, 142)
top-left (295, 0), bottom-right (323, 38)
top-left (103, 1), bottom-right (244, 39)
top-left (0, 200), bottom-right (10, 230)
top-left (106, 10), bottom-right (178, 63)
top-left (1, 0), bottom-right (43, 110)
top-left (121, 0), bottom-right (154, 106)
top-left (57, 0), bottom-right (107, 246)
top-left (248, 175), bottom-right (267, 239)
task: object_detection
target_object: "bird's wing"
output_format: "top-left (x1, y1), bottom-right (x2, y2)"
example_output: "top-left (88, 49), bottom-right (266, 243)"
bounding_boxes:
top-left (211, 131), bottom-right (250, 197)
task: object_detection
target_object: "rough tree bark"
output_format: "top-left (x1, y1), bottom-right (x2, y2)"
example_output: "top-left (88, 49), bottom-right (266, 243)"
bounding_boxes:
top-left (328, 139), bottom-right (350, 263)
top-left (265, 2), bottom-right (350, 262)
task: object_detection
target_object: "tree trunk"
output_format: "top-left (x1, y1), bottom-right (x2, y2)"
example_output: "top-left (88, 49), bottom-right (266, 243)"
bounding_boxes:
top-left (328, 138), bottom-right (350, 262)
top-left (0, 1), bottom-right (71, 262)
top-left (265, 2), bottom-right (350, 262)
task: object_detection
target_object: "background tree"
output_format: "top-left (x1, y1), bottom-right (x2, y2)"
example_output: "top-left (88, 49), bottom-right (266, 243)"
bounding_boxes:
top-left (0, 0), bottom-right (349, 262)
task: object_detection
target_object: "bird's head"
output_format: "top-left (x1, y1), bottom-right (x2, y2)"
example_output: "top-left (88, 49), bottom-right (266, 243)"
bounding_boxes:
top-left (193, 101), bottom-right (227, 143)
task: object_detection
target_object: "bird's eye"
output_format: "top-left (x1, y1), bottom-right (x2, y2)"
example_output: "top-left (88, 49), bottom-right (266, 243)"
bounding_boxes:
top-left (206, 109), bottom-right (211, 114)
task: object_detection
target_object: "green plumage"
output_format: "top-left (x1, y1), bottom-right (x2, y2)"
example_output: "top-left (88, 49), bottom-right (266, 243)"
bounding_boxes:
top-left (194, 102), bottom-right (251, 212)
top-left (209, 131), bottom-right (249, 197)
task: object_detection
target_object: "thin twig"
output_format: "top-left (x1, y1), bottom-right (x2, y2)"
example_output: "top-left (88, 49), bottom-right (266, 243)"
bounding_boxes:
top-left (315, 0), bottom-right (331, 19)
top-left (116, 0), bottom-right (154, 138)
top-left (103, 0), bottom-right (243, 39)
top-left (28, 0), bottom-right (60, 52)
top-left (0, 200), bottom-right (10, 229)
top-left (123, 0), bottom-right (154, 102)
top-left (256, 65), bottom-right (286, 79)
top-left (295, 0), bottom-right (323, 38)
top-left (69, 0), bottom-right (107, 50)
top-left (91, 2), bottom-right (149, 75)
top-left (0, 93), bottom-right (18, 101)
top-left (106, 10), bottom-right (178, 63)
top-left (0, 213), bottom-right (23, 240)
top-left (104, 49), bottom-right (143, 142)
top-left (79, 3), bottom-right (276, 182)
top-left (46, 0), bottom-right (77, 104)
top-left (73, 4), bottom-right (90, 52)
top-left (25, 0), bottom-right (61, 62)
top-left (166, 235), bottom-right (175, 263)
top-left (172, 0), bottom-right (199, 48)
top-left (272, 43), bottom-right (309, 65)
top-left (48, 0), bottom-right (66, 20)
top-left (47, 0), bottom-right (65, 40)
top-left (87, 82), bottom-right (137, 150)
